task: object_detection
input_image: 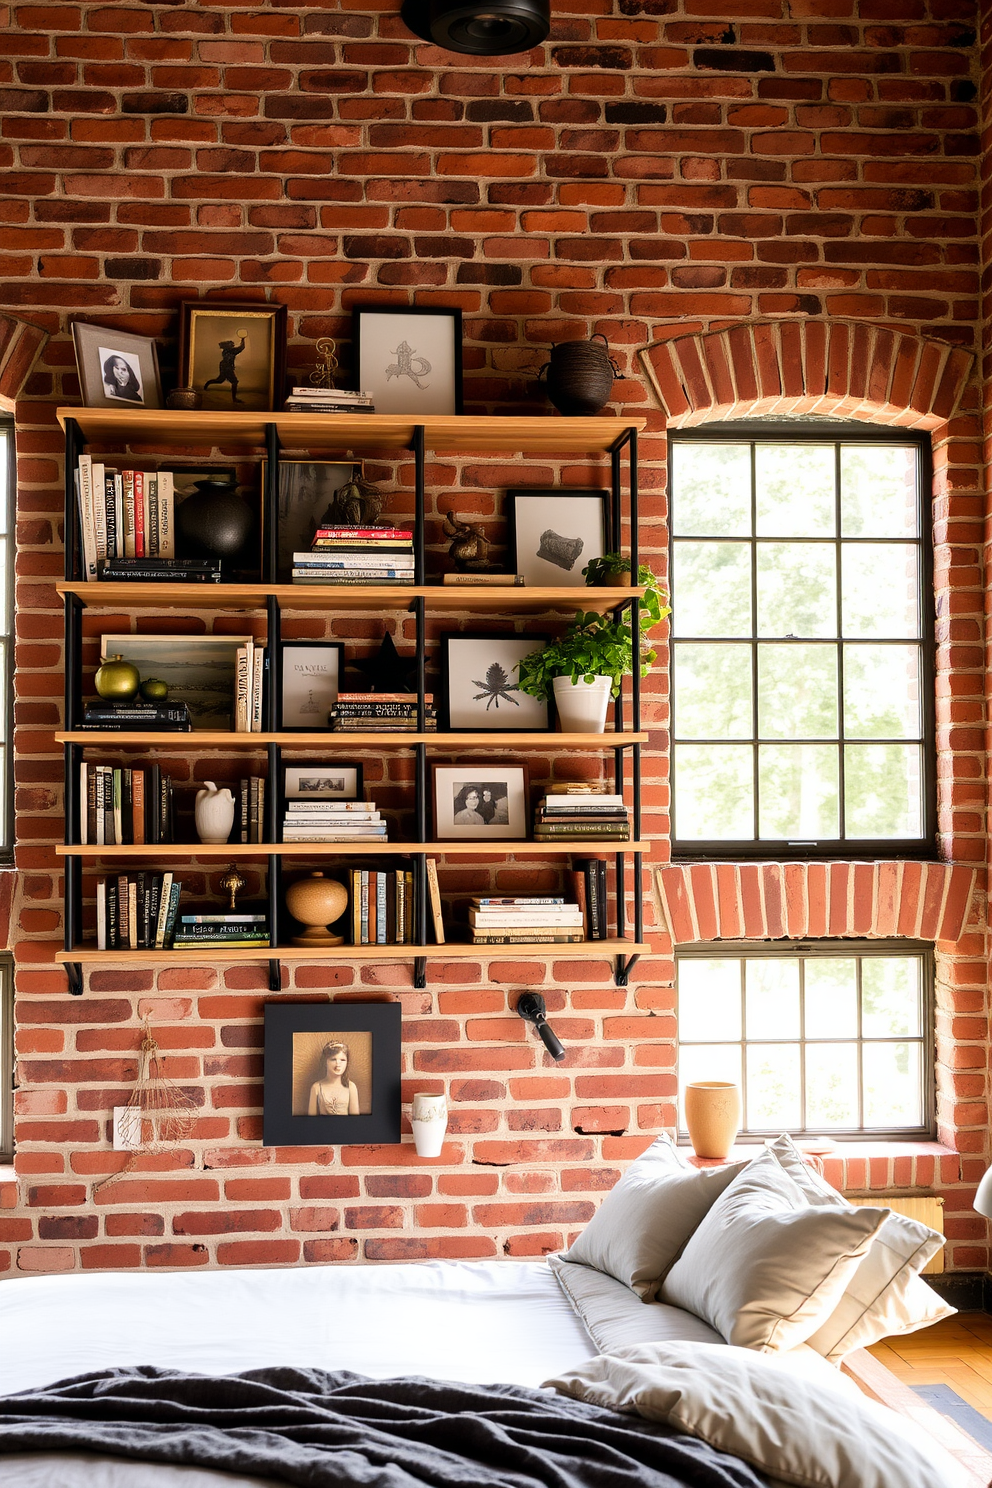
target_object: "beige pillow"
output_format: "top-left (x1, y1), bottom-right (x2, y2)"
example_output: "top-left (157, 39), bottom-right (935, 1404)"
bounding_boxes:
top-left (767, 1134), bottom-right (954, 1361)
top-left (659, 1149), bottom-right (888, 1351)
top-left (561, 1134), bottom-right (748, 1297)
top-left (545, 1340), bottom-right (966, 1488)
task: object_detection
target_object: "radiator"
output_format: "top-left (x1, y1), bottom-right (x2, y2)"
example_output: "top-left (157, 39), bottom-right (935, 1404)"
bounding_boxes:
top-left (846, 1195), bottom-right (944, 1273)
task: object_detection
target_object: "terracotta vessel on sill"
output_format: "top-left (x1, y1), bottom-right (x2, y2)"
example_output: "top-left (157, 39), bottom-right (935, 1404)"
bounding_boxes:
top-left (684, 1081), bottom-right (741, 1161)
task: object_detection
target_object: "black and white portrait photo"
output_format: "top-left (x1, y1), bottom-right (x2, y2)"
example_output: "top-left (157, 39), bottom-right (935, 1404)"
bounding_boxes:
top-left (100, 347), bottom-right (144, 404)
top-left (508, 489), bottom-right (611, 588)
top-left (432, 762), bottom-right (529, 840)
top-left (441, 633), bottom-right (551, 731)
top-left (71, 322), bottom-right (163, 410)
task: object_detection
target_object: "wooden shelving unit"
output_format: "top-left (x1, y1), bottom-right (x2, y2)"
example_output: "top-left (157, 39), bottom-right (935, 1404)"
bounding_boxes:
top-left (58, 408), bottom-right (647, 994)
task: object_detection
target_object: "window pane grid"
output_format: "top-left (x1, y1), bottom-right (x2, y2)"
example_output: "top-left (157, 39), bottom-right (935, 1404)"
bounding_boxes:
top-left (670, 432), bottom-right (932, 855)
top-left (677, 945), bottom-right (931, 1139)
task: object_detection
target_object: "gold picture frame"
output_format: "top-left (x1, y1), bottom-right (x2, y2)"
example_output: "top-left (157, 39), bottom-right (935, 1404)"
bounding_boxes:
top-left (178, 301), bottom-right (287, 413)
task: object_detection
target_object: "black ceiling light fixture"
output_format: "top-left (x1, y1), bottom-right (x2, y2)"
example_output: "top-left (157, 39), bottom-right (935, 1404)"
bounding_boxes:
top-left (401, 0), bottom-right (550, 55)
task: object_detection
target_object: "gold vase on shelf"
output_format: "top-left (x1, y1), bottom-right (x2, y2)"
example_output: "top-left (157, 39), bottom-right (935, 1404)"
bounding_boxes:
top-left (684, 1081), bottom-right (741, 1161)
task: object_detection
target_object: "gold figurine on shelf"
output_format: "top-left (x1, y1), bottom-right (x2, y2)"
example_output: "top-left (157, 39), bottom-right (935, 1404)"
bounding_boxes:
top-left (220, 866), bottom-right (247, 912)
top-left (310, 338), bottom-right (340, 391)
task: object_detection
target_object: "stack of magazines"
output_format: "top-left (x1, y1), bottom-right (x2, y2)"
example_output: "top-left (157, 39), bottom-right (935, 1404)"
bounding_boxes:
top-left (293, 524), bottom-right (415, 586)
top-left (282, 798), bottom-right (387, 843)
top-left (172, 911), bottom-right (270, 950)
top-left (96, 870), bottom-right (181, 950)
top-left (533, 786), bottom-right (631, 841)
top-left (328, 693), bottom-right (436, 732)
top-left (283, 387), bottom-right (375, 414)
top-left (467, 896), bottom-right (584, 945)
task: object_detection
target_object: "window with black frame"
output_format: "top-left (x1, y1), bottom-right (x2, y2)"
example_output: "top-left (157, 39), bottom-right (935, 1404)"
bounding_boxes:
top-left (676, 941), bottom-right (934, 1140)
top-left (0, 954), bottom-right (12, 1162)
top-left (668, 429), bottom-right (935, 858)
top-left (0, 420), bottom-right (12, 860)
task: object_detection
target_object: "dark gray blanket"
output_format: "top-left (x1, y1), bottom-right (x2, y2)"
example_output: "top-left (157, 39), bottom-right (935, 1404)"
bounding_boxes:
top-left (0, 1367), bottom-right (767, 1488)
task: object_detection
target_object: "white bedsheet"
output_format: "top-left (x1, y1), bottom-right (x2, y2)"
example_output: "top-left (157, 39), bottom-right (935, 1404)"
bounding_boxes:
top-left (0, 1260), bottom-right (597, 1395)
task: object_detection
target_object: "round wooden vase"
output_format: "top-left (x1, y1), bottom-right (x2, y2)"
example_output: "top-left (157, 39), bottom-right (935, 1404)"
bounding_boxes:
top-left (684, 1081), bottom-right (741, 1160)
top-left (285, 871), bottom-right (348, 947)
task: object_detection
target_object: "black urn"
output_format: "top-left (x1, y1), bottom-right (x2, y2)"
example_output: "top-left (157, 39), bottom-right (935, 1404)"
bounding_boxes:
top-left (177, 475), bottom-right (254, 560)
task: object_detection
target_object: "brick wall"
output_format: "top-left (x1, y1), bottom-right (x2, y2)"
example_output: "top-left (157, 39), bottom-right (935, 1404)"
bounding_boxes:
top-left (2, 0), bottom-right (990, 1277)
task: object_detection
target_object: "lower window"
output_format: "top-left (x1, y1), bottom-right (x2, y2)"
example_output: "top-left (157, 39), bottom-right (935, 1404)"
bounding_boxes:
top-left (676, 941), bottom-right (933, 1140)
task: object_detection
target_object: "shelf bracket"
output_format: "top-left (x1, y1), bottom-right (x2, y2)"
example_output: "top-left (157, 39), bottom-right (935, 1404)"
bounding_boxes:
top-left (413, 956), bottom-right (427, 990)
top-left (268, 959), bottom-right (282, 993)
top-left (614, 953), bottom-right (640, 988)
top-left (66, 962), bottom-right (84, 996)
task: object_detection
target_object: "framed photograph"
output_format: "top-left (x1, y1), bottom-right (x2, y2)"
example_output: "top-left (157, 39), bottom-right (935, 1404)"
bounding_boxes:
top-left (71, 323), bottom-right (163, 410)
top-left (353, 305), bottom-right (462, 416)
top-left (432, 761), bottom-right (530, 841)
top-left (262, 459), bottom-right (359, 583)
top-left (263, 1001), bottom-right (401, 1147)
top-left (440, 633), bottom-right (551, 732)
top-left (100, 633), bottom-right (253, 730)
top-left (285, 764), bottom-right (363, 801)
top-left (179, 301), bottom-right (287, 413)
top-left (279, 642), bottom-right (344, 731)
top-left (508, 489), bottom-right (612, 588)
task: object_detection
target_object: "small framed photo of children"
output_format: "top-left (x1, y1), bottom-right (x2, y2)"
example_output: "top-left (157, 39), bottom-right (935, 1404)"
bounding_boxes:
top-left (440, 633), bottom-right (551, 732)
top-left (432, 762), bottom-right (530, 841)
top-left (179, 301), bottom-right (288, 413)
top-left (71, 323), bottom-right (164, 410)
top-left (284, 764), bottom-right (363, 800)
top-left (279, 642), bottom-right (344, 731)
top-left (508, 489), bottom-right (612, 588)
top-left (353, 305), bottom-right (462, 416)
top-left (263, 1001), bottom-right (401, 1147)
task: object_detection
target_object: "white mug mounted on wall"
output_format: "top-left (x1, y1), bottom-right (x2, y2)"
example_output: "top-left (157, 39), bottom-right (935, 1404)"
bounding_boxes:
top-left (410, 1092), bottom-right (448, 1157)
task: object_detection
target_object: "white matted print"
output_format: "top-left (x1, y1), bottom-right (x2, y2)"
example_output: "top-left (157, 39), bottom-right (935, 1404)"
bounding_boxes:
top-left (432, 762), bottom-right (530, 840)
top-left (353, 307), bottom-right (462, 416)
top-left (280, 643), bottom-right (343, 730)
top-left (442, 633), bottom-right (550, 731)
top-left (285, 764), bottom-right (362, 800)
top-left (509, 489), bottom-right (610, 587)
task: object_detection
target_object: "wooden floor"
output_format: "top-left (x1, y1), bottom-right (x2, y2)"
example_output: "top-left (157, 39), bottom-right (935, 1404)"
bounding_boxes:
top-left (869, 1314), bottom-right (992, 1423)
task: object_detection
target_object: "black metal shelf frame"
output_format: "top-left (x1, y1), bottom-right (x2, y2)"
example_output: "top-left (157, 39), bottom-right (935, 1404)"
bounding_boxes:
top-left (61, 418), bottom-right (642, 994)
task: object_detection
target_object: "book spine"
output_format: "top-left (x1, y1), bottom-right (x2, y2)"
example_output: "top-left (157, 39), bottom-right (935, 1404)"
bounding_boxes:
top-left (147, 873), bottom-right (161, 945)
top-left (131, 768), bottom-right (145, 845)
top-left (91, 461), bottom-right (107, 561)
top-left (395, 870), bottom-right (405, 946)
top-left (77, 455), bottom-right (98, 580)
top-left (249, 775), bottom-right (258, 844)
top-left (235, 644), bottom-right (250, 733)
top-left (163, 879), bottom-right (182, 947)
top-left (147, 472), bottom-right (159, 557)
top-left (106, 879), bottom-right (118, 950)
top-left (376, 871), bottom-right (387, 945)
top-left (360, 870), bottom-right (369, 945)
top-left (157, 472), bottom-right (175, 559)
top-left (134, 470), bottom-right (146, 558)
top-left (426, 857), bottom-right (444, 945)
top-left (471, 933), bottom-right (584, 944)
top-left (368, 870), bottom-right (377, 944)
top-left (96, 879), bottom-right (106, 952)
top-left (569, 870), bottom-right (589, 938)
top-left (240, 777), bottom-right (249, 844)
top-left (114, 474), bottom-right (124, 561)
top-left (127, 879), bottom-right (138, 950)
top-left (351, 868), bottom-right (361, 945)
top-left (79, 761), bottom-right (89, 846)
top-left (257, 776), bottom-right (265, 844)
top-left (112, 768), bottom-right (123, 847)
top-left (122, 471), bottom-right (136, 558)
top-left (251, 646), bottom-right (264, 732)
top-left (180, 914), bottom-right (266, 924)
top-left (104, 473), bottom-right (118, 559)
top-left (597, 859), bottom-right (608, 939)
top-left (154, 871), bottom-right (174, 949)
top-left (585, 863), bottom-right (602, 941)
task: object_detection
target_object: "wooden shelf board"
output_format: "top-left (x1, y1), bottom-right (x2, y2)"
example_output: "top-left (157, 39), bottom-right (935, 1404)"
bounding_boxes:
top-left (58, 841), bottom-right (647, 858)
top-left (57, 408), bottom-right (645, 455)
top-left (57, 582), bottom-right (643, 615)
top-left (56, 730), bottom-right (647, 749)
top-left (57, 939), bottom-right (648, 966)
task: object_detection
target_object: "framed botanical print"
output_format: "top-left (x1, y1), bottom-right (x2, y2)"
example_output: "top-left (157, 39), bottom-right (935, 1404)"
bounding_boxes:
top-left (440, 632), bottom-right (551, 731)
top-left (179, 301), bottom-right (288, 413)
top-left (508, 489), bottom-right (612, 587)
top-left (71, 323), bottom-right (163, 410)
top-left (431, 761), bottom-right (530, 841)
top-left (263, 1001), bottom-right (401, 1147)
top-left (352, 305), bottom-right (463, 416)
top-left (279, 642), bottom-right (344, 731)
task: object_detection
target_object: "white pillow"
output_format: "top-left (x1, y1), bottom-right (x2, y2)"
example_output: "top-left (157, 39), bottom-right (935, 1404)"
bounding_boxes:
top-left (561, 1134), bottom-right (748, 1296)
top-left (659, 1149), bottom-right (888, 1351)
top-left (545, 1340), bottom-right (966, 1488)
top-left (767, 1134), bottom-right (954, 1360)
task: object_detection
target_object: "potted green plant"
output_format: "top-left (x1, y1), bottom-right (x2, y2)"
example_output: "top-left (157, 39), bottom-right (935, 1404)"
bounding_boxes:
top-left (516, 557), bottom-right (669, 733)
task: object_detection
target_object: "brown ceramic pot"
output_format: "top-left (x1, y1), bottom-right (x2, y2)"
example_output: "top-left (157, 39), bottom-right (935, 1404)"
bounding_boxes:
top-left (285, 871), bottom-right (348, 947)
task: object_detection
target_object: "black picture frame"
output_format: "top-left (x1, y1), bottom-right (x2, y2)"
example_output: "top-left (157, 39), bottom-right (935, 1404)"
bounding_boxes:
top-left (352, 305), bottom-right (463, 416)
top-left (507, 488), bottom-right (613, 588)
top-left (263, 1001), bottom-right (401, 1147)
top-left (278, 642), bottom-right (345, 732)
top-left (261, 458), bottom-right (360, 584)
top-left (439, 631), bottom-right (553, 732)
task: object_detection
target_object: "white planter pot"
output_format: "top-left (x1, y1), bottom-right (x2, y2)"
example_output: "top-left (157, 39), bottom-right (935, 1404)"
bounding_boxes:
top-left (553, 675), bottom-right (612, 734)
top-left (411, 1092), bottom-right (448, 1157)
top-left (195, 782), bottom-right (236, 844)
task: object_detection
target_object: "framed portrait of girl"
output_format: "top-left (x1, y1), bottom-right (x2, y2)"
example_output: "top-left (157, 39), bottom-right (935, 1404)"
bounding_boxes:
top-left (263, 1002), bottom-right (401, 1147)
top-left (71, 323), bottom-right (164, 410)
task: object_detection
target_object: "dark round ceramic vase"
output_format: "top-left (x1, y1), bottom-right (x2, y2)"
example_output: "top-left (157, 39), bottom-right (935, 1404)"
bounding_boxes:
top-left (177, 476), bottom-right (253, 559)
top-left (541, 334), bottom-right (619, 416)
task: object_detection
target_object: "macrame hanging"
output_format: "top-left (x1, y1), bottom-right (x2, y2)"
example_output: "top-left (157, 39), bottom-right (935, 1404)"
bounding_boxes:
top-left (93, 1020), bottom-right (196, 1196)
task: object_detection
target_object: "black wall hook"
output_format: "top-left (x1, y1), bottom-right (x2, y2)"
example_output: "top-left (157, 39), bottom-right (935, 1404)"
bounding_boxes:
top-left (516, 992), bottom-right (566, 1062)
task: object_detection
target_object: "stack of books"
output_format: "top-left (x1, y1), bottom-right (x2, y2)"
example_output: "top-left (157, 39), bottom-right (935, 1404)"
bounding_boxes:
top-left (328, 693), bottom-right (437, 732)
top-left (282, 799), bottom-right (387, 843)
top-left (173, 911), bottom-right (270, 950)
top-left (98, 557), bottom-right (222, 584)
top-left (75, 457), bottom-right (177, 580)
top-left (348, 868), bottom-right (415, 943)
top-left (79, 763), bottom-right (175, 845)
top-left (570, 858), bottom-right (609, 941)
top-left (533, 786), bottom-right (631, 842)
top-left (234, 641), bottom-right (266, 732)
top-left (467, 896), bottom-right (585, 945)
top-left (238, 775), bottom-right (267, 844)
top-left (96, 870), bottom-right (181, 950)
top-left (283, 387), bottom-right (375, 415)
top-left (293, 524), bottom-right (414, 587)
top-left (81, 702), bottom-right (192, 733)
